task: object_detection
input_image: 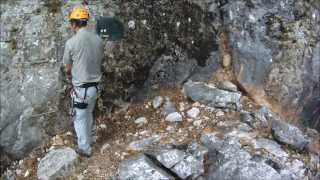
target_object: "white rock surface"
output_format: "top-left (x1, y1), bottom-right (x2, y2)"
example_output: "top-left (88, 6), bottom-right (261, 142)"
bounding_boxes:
top-left (187, 107), bottom-right (200, 119)
top-left (153, 96), bottom-right (164, 109)
top-left (135, 117), bottom-right (148, 125)
top-left (165, 112), bottom-right (183, 122)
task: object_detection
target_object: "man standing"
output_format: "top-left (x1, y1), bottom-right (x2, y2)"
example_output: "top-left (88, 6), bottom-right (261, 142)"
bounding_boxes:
top-left (63, 6), bottom-right (104, 157)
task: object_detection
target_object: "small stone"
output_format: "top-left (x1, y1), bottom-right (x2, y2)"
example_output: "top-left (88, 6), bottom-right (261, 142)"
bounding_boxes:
top-left (65, 131), bottom-right (72, 136)
top-left (152, 96), bottom-right (163, 109)
top-left (100, 143), bottom-right (111, 154)
top-left (63, 140), bottom-right (69, 145)
top-left (222, 54), bottom-right (232, 68)
top-left (52, 135), bottom-right (64, 146)
top-left (134, 117), bottom-right (148, 125)
top-left (165, 112), bottom-right (183, 122)
top-left (179, 102), bottom-right (186, 111)
top-left (128, 20), bottom-right (135, 29)
top-left (192, 102), bottom-right (201, 107)
top-left (16, 169), bottom-right (22, 175)
top-left (99, 124), bottom-right (107, 129)
top-left (187, 107), bottom-right (200, 119)
top-left (193, 120), bottom-right (202, 127)
top-left (187, 118), bottom-right (193, 123)
top-left (24, 170), bottom-right (30, 177)
top-left (166, 126), bottom-right (175, 132)
top-left (216, 111), bottom-right (224, 117)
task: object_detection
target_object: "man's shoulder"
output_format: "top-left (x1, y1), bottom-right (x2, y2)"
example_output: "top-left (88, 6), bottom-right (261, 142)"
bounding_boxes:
top-left (66, 36), bottom-right (76, 46)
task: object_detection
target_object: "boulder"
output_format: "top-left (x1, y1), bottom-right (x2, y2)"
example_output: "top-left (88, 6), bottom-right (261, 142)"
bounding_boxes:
top-left (119, 155), bottom-right (174, 180)
top-left (183, 81), bottom-right (241, 110)
top-left (271, 120), bottom-right (310, 150)
top-left (0, 108), bottom-right (47, 159)
top-left (37, 148), bottom-right (79, 180)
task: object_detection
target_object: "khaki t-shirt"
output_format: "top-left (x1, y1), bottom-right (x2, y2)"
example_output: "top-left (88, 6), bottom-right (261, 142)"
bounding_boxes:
top-left (63, 27), bottom-right (104, 86)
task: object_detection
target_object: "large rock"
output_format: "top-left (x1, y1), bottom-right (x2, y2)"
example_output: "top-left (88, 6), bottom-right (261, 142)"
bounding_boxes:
top-left (183, 81), bottom-right (241, 110)
top-left (253, 138), bottom-right (288, 160)
top-left (148, 149), bottom-right (187, 169)
top-left (119, 155), bottom-right (174, 180)
top-left (208, 160), bottom-right (282, 180)
top-left (37, 148), bottom-right (79, 180)
top-left (205, 136), bottom-right (282, 180)
top-left (271, 120), bottom-right (310, 150)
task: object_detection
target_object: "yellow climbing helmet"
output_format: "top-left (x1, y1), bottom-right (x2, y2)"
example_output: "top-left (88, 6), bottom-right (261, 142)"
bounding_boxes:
top-left (69, 6), bottom-right (89, 21)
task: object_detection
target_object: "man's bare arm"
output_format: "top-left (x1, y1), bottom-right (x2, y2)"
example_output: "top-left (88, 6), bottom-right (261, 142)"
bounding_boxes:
top-left (64, 64), bottom-right (72, 81)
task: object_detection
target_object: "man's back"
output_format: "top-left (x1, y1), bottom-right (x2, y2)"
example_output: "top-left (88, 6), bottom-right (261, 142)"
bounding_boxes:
top-left (63, 27), bottom-right (104, 86)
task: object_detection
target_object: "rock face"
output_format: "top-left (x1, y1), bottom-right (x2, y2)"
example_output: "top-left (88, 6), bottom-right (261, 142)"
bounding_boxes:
top-left (37, 148), bottom-right (79, 180)
top-left (1, 0), bottom-right (66, 160)
top-left (0, 0), bottom-right (109, 160)
top-left (184, 81), bottom-right (241, 110)
top-left (1, 0), bottom-right (319, 170)
top-left (225, 0), bottom-right (320, 120)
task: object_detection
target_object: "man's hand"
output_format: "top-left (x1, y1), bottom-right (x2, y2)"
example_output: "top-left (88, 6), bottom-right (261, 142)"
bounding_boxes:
top-left (64, 64), bottom-right (72, 83)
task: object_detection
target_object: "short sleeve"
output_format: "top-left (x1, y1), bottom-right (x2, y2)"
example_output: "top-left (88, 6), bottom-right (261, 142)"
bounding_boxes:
top-left (63, 41), bottom-right (72, 65)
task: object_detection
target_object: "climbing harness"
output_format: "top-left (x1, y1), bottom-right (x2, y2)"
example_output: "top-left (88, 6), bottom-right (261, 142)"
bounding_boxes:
top-left (69, 82), bottom-right (99, 117)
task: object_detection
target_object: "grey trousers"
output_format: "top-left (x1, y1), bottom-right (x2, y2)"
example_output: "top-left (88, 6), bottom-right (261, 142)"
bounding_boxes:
top-left (71, 85), bottom-right (98, 154)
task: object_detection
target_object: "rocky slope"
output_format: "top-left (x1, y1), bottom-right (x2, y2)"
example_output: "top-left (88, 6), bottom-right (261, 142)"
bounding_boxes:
top-left (0, 0), bottom-right (319, 179)
top-left (2, 82), bottom-right (320, 179)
